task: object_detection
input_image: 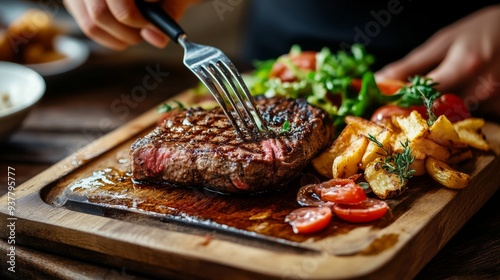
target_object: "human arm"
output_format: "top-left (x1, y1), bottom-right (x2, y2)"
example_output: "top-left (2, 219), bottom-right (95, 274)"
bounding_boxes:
top-left (63, 0), bottom-right (198, 50)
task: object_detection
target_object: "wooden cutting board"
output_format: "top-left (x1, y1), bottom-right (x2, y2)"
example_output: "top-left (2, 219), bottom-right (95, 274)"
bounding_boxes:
top-left (1, 89), bottom-right (499, 280)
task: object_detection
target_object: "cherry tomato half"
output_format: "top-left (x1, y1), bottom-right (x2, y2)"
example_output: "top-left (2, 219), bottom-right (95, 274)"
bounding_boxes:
top-left (296, 183), bottom-right (332, 207)
top-left (269, 51), bottom-right (316, 82)
top-left (321, 178), bottom-right (356, 187)
top-left (297, 178), bottom-right (356, 207)
top-left (332, 198), bottom-right (389, 223)
top-left (433, 93), bottom-right (471, 122)
top-left (371, 93), bottom-right (471, 123)
top-left (321, 183), bottom-right (367, 205)
top-left (285, 207), bottom-right (332, 234)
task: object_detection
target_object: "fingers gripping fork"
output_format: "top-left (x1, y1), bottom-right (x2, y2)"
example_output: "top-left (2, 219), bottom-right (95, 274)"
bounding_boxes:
top-left (135, 0), bottom-right (269, 138)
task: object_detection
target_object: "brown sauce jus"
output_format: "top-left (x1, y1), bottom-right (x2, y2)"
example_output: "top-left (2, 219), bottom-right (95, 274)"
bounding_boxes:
top-left (65, 166), bottom-right (405, 243)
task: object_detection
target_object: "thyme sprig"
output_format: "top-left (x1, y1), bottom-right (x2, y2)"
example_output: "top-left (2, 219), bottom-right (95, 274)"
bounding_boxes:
top-left (367, 134), bottom-right (416, 184)
top-left (281, 120), bottom-right (291, 134)
top-left (396, 76), bottom-right (440, 125)
top-left (157, 100), bottom-right (185, 113)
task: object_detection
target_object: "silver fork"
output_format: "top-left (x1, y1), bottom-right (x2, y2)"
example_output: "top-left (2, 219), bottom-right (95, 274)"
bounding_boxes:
top-left (135, 1), bottom-right (269, 138)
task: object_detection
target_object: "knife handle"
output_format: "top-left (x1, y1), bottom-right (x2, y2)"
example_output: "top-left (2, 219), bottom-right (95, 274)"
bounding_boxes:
top-left (134, 0), bottom-right (185, 43)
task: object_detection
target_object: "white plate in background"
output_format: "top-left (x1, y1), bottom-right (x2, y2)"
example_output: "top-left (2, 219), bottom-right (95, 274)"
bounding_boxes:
top-left (25, 35), bottom-right (90, 76)
top-left (1, 0), bottom-right (89, 76)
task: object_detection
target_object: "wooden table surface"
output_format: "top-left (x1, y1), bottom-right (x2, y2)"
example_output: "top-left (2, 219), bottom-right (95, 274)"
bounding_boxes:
top-left (0, 50), bottom-right (499, 280)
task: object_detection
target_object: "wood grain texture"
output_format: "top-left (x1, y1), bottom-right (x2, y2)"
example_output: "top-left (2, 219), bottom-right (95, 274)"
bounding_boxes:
top-left (0, 88), bottom-right (499, 280)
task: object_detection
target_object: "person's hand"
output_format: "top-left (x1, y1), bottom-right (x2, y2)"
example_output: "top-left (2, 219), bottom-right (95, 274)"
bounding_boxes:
top-left (63, 0), bottom-right (197, 50)
top-left (376, 5), bottom-right (500, 117)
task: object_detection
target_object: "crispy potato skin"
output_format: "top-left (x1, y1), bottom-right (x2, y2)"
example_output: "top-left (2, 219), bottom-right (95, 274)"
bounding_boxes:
top-left (453, 118), bottom-right (489, 151)
top-left (428, 115), bottom-right (465, 148)
top-left (392, 110), bottom-right (428, 141)
top-left (312, 111), bottom-right (489, 198)
top-left (365, 158), bottom-right (406, 199)
top-left (425, 156), bottom-right (471, 189)
top-left (312, 124), bottom-right (361, 178)
top-left (332, 136), bottom-right (368, 179)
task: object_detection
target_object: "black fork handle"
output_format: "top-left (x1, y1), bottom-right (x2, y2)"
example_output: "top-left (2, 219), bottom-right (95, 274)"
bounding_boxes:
top-left (134, 0), bottom-right (185, 43)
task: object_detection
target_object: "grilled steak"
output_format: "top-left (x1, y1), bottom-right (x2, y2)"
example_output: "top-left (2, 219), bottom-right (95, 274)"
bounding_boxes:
top-left (130, 96), bottom-right (334, 194)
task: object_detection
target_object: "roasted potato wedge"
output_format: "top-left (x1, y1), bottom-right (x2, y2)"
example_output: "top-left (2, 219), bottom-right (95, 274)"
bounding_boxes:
top-left (454, 127), bottom-right (489, 151)
top-left (389, 130), bottom-right (408, 153)
top-left (392, 136), bottom-right (450, 161)
top-left (332, 136), bottom-right (368, 179)
top-left (410, 159), bottom-right (426, 176)
top-left (345, 116), bottom-right (395, 170)
top-left (364, 158), bottom-right (407, 199)
top-left (452, 116), bottom-right (489, 151)
top-left (412, 138), bottom-right (451, 161)
top-left (428, 115), bottom-right (465, 148)
top-left (312, 124), bottom-right (359, 178)
top-left (453, 118), bottom-right (485, 131)
top-left (311, 149), bottom-right (336, 178)
top-left (312, 109), bottom-right (486, 198)
top-left (345, 115), bottom-right (386, 133)
top-left (425, 156), bottom-right (471, 189)
top-left (393, 110), bottom-right (428, 141)
top-left (361, 128), bottom-right (393, 170)
top-left (446, 149), bottom-right (473, 165)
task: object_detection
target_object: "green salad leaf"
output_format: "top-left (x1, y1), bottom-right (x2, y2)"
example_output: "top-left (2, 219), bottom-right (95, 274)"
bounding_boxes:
top-left (194, 44), bottom-right (443, 131)
top-left (249, 44), bottom-right (380, 128)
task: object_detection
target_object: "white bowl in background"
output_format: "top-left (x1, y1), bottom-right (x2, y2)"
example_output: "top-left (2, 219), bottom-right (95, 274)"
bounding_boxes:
top-left (0, 61), bottom-right (46, 140)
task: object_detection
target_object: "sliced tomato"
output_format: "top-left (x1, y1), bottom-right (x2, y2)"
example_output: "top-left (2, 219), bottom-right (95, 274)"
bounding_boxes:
top-left (332, 198), bottom-right (388, 223)
top-left (297, 178), bottom-right (356, 207)
top-left (296, 183), bottom-right (330, 207)
top-left (371, 93), bottom-right (471, 123)
top-left (432, 93), bottom-right (471, 122)
top-left (320, 178), bottom-right (356, 188)
top-left (269, 51), bottom-right (316, 82)
top-left (285, 207), bottom-right (332, 234)
top-left (321, 183), bottom-right (367, 204)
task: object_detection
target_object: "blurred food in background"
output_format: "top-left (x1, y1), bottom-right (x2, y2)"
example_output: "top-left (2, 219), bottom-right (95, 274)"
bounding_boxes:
top-left (0, 92), bottom-right (12, 111)
top-left (0, 9), bottom-right (65, 64)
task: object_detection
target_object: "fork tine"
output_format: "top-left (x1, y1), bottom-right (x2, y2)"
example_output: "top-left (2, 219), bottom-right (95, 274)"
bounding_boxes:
top-left (214, 60), bottom-right (262, 134)
top-left (204, 63), bottom-right (252, 133)
top-left (193, 66), bottom-right (243, 136)
top-left (218, 58), bottom-right (270, 132)
top-left (207, 62), bottom-right (262, 135)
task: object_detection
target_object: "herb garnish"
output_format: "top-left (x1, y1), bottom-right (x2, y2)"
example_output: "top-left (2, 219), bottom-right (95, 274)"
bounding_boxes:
top-left (157, 100), bottom-right (185, 113)
top-left (395, 76), bottom-right (440, 125)
top-left (281, 120), bottom-right (291, 133)
top-left (367, 134), bottom-right (416, 184)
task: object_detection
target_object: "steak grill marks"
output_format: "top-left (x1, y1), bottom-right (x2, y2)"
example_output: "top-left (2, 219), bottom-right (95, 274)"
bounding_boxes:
top-left (131, 97), bottom-right (334, 194)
